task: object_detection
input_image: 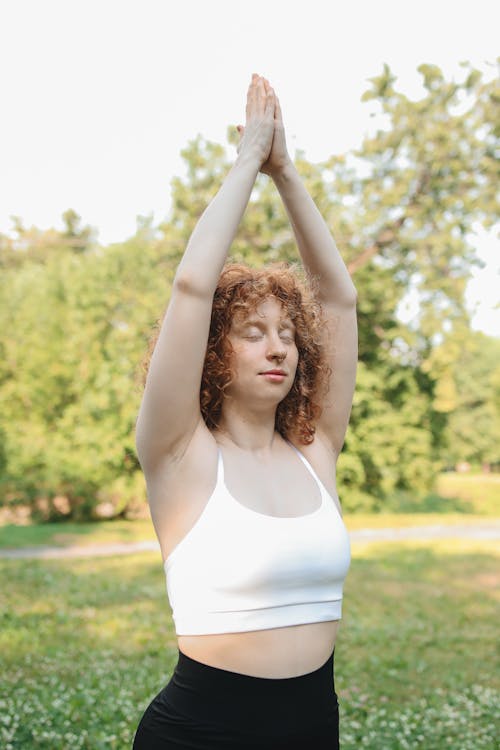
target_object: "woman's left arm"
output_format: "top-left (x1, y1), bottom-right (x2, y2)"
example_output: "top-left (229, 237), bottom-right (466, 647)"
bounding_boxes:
top-left (272, 161), bottom-right (357, 303)
top-left (254, 78), bottom-right (356, 304)
top-left (273, 162), bottom-right (358, 458)
top-left (237, 77), bottom-right (358, 455)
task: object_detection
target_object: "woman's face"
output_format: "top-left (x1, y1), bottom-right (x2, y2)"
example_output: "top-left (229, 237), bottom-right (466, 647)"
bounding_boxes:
top-left (225, 296), bottom-right (299, 404)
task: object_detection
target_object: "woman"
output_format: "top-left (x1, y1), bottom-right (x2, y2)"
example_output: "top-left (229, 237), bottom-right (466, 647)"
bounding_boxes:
top-left (133, 73), bottom-right (357, 749)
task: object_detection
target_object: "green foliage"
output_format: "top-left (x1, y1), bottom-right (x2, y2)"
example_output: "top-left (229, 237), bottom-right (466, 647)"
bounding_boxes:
top-left (442, 332), bottom-right (500, 466)
top-left (0, 210), bottom-right (96, 268)
top-left (420, 325), bottom-right (500, 467)
top-left (0, 232), bottom-right (173, 519)
top-left (342, 60), bottom-right (499, 343)
top-left (340, 361), bottom-right (439, 511)
top-left (0, 62), bottom-right (498, 519)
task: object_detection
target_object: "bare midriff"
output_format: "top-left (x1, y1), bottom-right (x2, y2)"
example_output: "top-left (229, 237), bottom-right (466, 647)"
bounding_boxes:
top-left (177, 619), bottom-right (340, 679)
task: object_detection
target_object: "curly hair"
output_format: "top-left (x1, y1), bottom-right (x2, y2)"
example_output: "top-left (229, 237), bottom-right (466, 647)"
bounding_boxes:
top-left (141, 262), bottom-right (330, 445)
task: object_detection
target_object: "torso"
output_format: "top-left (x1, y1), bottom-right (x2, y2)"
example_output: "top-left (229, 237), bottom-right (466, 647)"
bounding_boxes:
top-left (144, 421), bottom-right (344, 679)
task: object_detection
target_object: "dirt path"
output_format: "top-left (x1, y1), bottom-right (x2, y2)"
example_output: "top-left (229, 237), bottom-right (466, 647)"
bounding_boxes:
top-left (1, 523), bottom-right (499, 559)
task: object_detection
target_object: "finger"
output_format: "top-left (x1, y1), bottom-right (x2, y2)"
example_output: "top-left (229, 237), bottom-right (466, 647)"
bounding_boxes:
top-left (264, 79), bottom-right (277, 115)
top-left (265, 86), bottom-right (275, 115)
top-left (274, 95), bottom-right (283, 123)
top-left (247, 73), bottom-right (256, 107)
top-left (264, 78), bottom-right (277, 98)
top-left (256, 77), bottom-right (267, 115)
top-left (246, 74), bottom-right (259, 116)
top-left (246, 83), bottom-right (257, 118)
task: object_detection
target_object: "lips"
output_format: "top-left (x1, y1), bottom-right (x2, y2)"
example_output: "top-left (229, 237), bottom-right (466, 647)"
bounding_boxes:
top-left (260, 369), bottom-right (287, 376)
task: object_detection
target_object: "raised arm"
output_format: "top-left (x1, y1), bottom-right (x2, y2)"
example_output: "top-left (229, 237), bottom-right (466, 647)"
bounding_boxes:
top-left (273, 160), bottom-right (358, 457)
top-left (136, 75), bottom-right (275, 471)
top-left (243, 79), bottom-right (358, 457)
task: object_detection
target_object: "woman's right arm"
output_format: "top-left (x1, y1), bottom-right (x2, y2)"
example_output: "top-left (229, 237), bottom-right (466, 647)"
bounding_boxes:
top-left (136, 77), bottom-right (275, 472)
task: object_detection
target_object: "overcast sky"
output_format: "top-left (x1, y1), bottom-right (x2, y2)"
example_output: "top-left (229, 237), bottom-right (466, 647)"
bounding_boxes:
top-left (1, 0), bottom-right (498, 335)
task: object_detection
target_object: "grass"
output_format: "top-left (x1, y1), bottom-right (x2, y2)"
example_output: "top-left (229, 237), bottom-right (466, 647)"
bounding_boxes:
top-left (1, 537), bottom-right (498, 749)
top-left (436, 471), bottom-right (500, 515)
top-left (0, 519), bottom-right (155, 550)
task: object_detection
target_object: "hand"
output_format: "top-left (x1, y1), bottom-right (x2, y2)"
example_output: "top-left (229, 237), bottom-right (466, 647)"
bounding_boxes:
top-left (236, 73), bottom-right (275, 168)
top-left (237, 77), bottom-right (292, 177)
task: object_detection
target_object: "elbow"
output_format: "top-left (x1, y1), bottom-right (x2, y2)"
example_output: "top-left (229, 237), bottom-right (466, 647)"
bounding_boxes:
top-left (321, 285), bottom-right (358, 309)
top-left (173, 271), bottom-right (213, 300)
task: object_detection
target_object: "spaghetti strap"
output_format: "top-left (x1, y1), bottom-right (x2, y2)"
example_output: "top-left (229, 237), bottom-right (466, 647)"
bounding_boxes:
top-left (216, 447), bottom-right (225, 484)
top-left (285, 439), bottom-right (324, 487)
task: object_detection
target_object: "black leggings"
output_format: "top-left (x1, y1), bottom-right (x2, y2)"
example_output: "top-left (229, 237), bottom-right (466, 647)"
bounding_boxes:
top-left (132, 648), bottom-right (339, 749)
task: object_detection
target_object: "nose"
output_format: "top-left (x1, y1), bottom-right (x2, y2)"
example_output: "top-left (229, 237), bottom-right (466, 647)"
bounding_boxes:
top-left (266, 341), bottom-right (287, 363)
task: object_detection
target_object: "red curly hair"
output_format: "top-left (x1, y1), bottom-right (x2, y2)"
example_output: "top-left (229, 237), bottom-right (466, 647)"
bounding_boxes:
top-left (205, 261), bottom-right (330, 444)
top-left (141, 262), bottom-right (330, 445)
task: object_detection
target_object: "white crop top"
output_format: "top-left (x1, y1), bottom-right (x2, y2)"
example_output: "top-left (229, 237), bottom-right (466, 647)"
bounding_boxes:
top-left (164, 441), bottom-right (351, 635)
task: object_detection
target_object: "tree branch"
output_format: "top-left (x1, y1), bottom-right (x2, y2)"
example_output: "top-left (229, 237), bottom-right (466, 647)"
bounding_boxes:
top-left (348, 168), bottom-right (431, 274)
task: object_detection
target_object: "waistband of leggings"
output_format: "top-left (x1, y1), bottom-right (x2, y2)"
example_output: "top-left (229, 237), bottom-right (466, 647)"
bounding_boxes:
top-left (174, 646), bottom-right (335, 693)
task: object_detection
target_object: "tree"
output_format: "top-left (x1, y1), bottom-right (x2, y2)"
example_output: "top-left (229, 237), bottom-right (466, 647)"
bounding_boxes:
top-left (427, 327), bottom-right (500, 469)
top-left (0, 210), bottom-right (96, 269)
top-left (0, 62), bottom-right (498, 519)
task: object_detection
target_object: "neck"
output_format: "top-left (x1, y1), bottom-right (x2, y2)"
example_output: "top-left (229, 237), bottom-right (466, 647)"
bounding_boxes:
top-left (215, 403), bottom-right (279, 453)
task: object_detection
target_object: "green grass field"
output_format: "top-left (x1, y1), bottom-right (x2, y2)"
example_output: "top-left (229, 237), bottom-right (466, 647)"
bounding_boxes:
top-left (1, 537), bottom-right (498, 749)
top-left (1, 473), bottom-right (498, 747)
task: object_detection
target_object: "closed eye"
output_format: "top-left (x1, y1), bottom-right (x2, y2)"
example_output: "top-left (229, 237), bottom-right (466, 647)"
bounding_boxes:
top-left (279, 329), bottom-right (295, 342)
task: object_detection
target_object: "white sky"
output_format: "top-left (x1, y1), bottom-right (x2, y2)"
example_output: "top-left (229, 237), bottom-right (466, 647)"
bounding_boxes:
top-left (0, 0), bottom-right (498, 335)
